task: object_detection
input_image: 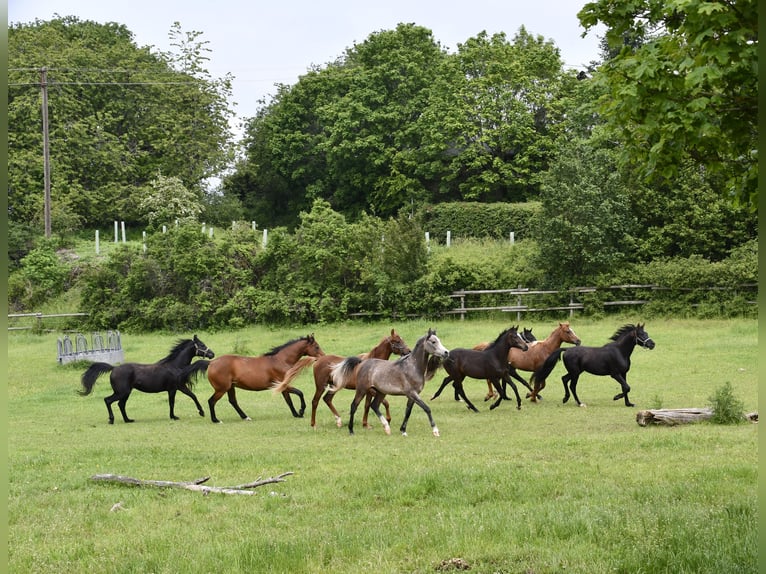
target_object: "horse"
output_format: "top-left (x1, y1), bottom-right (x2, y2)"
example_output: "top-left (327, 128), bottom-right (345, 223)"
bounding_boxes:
top-left (79, 335), bottom-right (214, 424)
top-left (478, 322), bottom-right (582, 402)
top-left (529, 323), bottom-right (655, 407)
top-left (331, 328), bottom-right (449, 436)
top-left (272, 329), bottom-right (411, 429)
top-left (471, 326), bottom-right (539, 401)
top-left (430, 326), bottom-right (529, 412)
top-left (186, 334), bottom-right (325, 423)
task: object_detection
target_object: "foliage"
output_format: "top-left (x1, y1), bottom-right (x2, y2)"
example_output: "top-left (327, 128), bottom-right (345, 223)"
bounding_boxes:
top-left (708, 381), bottom-right (746, 425)
top-left (416, 201), bottom-right (541, 243)
top-left (534, 139), bottom-right (637, 286)
top-left (8, 17), bottom-right (235, 230)
top-left (579, 0), bottom-right (758, 208)
top-left (138, 174), bottom-right (204, 230)
top-left (8, 241), bottom-right (71, 309)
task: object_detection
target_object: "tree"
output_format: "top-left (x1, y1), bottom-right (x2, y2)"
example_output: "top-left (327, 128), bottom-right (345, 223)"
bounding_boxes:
top-left (414, 28), bottom-right (577, 203)
top-left (578, 0), bottom-right (757, 208)
top-left (138, 174), bottom-right (203, 230)
top-left (8, 17), bottom-right (235, 229)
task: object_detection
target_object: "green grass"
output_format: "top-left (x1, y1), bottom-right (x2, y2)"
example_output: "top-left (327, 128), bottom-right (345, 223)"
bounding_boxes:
top-left (8, 317), bottom-right (758, 573)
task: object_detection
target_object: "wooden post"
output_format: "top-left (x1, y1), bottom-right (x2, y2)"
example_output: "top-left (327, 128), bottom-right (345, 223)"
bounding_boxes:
top-left (41, 68), bottom-right (52, 239)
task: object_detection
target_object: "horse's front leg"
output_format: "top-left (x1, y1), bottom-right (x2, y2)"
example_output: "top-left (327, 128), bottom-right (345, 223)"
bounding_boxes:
top-left (167, 389), bottom-right (179, 420)
top-left (492, 375), bottom-right (521, 410)
top-left (509, 367), bottom-right (536, 399)
top-left (226, 387), bottom-right (252, 420)
top-left (402, 393), bottom-right (439, 437)
top-left (612, 375), bottom-right (633, 407)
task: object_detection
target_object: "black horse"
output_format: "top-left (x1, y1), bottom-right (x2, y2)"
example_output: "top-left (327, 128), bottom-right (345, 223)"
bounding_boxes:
top-left (530, 323), bottom-right (655, 407)
top-left (431, 326), bottom-right (529, 412)
top-left (80, 335), bottom-right (214, 423)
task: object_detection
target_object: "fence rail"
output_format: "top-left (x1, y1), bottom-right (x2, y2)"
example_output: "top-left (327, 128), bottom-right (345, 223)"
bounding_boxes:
top-left (7, 312), bottom-right (89, 331)
top-left (448, 284), bottom-right (757, 320)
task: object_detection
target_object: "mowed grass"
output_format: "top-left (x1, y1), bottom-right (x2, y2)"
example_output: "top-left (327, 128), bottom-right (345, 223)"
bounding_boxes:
top-left (8, 317), bottom-right (758, 574)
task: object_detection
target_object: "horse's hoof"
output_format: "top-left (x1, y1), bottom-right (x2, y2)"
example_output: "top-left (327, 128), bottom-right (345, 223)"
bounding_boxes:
top-left (335, 419), bottom-right (343, 428)
top-left (579, 403), bottom-right (587, 408)
top-left (433, 427), bottom-right (440, 437)
top-left (401, 431), bottom-right (408, 437)
top-left (244, 417), bottom-right (252, 421)
top-left (383, 425), bottom-right (391, 436)
top-left (171, 416), bottom-right (180, 420)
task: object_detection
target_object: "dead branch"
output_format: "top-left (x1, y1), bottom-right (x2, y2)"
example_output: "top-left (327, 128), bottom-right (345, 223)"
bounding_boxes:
top-left (636, 408), bottom-right (758, 427)
top-left (90, 472), bottom-right (293, 496)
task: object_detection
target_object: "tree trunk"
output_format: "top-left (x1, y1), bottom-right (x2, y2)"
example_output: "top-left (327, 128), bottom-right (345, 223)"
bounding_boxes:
top-left (636, 408), bottom-right (758, 426)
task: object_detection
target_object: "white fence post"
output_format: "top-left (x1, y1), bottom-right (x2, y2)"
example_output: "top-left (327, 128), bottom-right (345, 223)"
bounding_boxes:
top-left (121, 221), bottom-right (126, 243)
top-left (114, 221), bottom-right (118, 243)
top-left (446, 230), bottom-right (451, 247)
top-left (262, 228), bottom-right (268, 248)
top-left (95, 230), bottom-right (100, 255)
top-left (142, 231), bottom-right (147, 252)
top-left (510, 231), bottom-right (515, 245)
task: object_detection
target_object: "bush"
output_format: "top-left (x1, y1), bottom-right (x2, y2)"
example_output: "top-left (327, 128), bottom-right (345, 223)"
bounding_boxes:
top-left (708, 382), bottom-right (746, 425)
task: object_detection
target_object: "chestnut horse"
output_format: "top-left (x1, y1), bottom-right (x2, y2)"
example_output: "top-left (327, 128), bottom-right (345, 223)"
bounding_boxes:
top-left (186, 334), bottom-right (324, 423)
top-left (477, 322), bottom-right (582, 401)
top-left (273, 329), bottom-right (410, 428)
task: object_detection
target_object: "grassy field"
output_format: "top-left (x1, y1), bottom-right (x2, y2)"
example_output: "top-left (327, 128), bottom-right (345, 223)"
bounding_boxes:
top-left (8, 317), bottom-right (758, 573)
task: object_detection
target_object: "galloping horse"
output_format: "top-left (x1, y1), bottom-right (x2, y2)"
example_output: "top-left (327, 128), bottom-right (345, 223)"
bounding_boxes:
top-left (273, 329), bottom-right (410, 428)
top-left (530, 323), bottom-right (655, 407)
top-left (331, 329), bottom-right (450, 436)
top-left (431, 326), bottom-right (528, 412)
top-left (478, 322), bottom-right (581, 402)
top-left (188, 334), bottom-right (324, 423)
top-left (79, 335), bottom-right (214, 424)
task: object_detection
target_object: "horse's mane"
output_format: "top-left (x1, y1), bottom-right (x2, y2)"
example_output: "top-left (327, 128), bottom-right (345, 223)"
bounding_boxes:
top-left (424, 355), bottom-right (443, 381)
top-left (158, 338), bottom-right (194, 364)
top-left (486, 327), bottom-right (515, 349)
top-left (610, 324), bottom-right (638, 342)
top-left (265, 336), bottom-right (309, 356)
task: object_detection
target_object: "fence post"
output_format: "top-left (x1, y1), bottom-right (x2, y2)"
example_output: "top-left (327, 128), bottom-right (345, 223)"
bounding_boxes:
top-left (510, 231), bottom-right (515, 245)
top-left (95, 230), bottom-right (100, 255)
top-left (446, 230), bottom-right (451, 247)
top-left (262, 229), bottom-right (268, 248)
top-left (114, 221), bottom-right (118, 243)
top-left (121, 221), bottom-right (126, 243)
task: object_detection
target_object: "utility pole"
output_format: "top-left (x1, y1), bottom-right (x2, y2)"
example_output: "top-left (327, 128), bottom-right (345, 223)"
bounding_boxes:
top-left (41, 67), bottom-right (52, 238)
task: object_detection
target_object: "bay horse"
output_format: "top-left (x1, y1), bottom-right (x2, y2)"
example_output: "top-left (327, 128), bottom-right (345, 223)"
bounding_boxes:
top-left (478, 322), bottom-right (581, 402)
top-left (79, 335), bottom-right (214, 424)
top-left (273, 329), bottom-right (410, 428)
top-left (530, 323), bottom-right (655, 407)
top-left (187, 334), bottom-right (324, 423)
top-left (431, 326), bottom-right (528, 412)
top-left (331, 329), bottom-right (449, 436)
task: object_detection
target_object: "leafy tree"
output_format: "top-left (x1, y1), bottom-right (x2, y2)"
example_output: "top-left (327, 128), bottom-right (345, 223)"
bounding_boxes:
top-left (8, 17), bottom-right (235, 230)
top-left (534, 139), bottom-right (637, 285)
top-left (578, 0), bottom-right (758, 208)
top-left (415, 28), bottom-right (577, 203)
top-left (138, 174), bottom-right (203, 231)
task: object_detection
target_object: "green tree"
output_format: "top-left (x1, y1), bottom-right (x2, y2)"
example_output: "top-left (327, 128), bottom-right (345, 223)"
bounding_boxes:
top-left (138, 174), bottom-right (203, 230)
top-left (579, 0), bottom-right (758, 208)
top-left (415, 28), bottom-right (577, 203)
top-left (535, 139), bottom-right (637, 285)
top-left (8, 17), bottom-right (235, 230)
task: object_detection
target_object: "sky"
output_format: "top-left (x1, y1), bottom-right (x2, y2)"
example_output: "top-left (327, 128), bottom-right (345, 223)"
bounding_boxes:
top-left (8, 0), bottom-right (606, 134)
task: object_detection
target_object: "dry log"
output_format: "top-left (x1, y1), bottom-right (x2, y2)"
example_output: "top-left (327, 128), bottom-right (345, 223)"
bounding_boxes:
top-left (90, 472), bottom-right (294, 495)
top-left (636, 408), bottom-right (758, 427)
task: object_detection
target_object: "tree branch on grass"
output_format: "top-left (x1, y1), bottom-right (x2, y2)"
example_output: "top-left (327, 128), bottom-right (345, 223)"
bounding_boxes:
top-left (90, 472), bottom-right (294, 496)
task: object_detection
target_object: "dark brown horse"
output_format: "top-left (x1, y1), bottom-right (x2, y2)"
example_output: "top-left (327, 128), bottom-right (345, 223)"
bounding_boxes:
top-left (431, 326), bottom-right (528, 411)
top-left (331, 329), bottom-right (450, 436)
top-left (477, 322), bottom-right (582, 402)
top-left (273, 329), bottom-right (410, 429)
top-left (187, 334), bottom-right (324, 423)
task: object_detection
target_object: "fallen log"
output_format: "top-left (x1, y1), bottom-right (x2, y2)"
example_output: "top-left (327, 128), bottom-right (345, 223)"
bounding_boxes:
top-left (90, 472), bottom-right (294, 496)
top-left (636, 408), bottom-right (758, 427)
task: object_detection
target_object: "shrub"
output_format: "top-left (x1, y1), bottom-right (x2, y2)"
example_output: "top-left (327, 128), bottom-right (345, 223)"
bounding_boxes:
top-left (708, 382), bottom-right (746, 425)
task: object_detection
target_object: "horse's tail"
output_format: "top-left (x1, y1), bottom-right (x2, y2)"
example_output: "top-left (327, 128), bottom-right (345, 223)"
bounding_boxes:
top-left (329, 356), bottom-right (364, 392)
top-left (530, 348), bottom-right (565, 390)
top-left (79, 362), bottom-right (114, 396)
top-left (179, 360), bottom-right (211, 389)
top-left (272, 356), bottom-right (318, 395)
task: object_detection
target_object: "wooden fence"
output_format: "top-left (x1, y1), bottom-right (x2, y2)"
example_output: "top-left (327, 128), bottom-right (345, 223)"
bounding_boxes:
top-left (7, 312), bottom-right (89, 331)
top-left (447, 284), bottom-right (757, 320)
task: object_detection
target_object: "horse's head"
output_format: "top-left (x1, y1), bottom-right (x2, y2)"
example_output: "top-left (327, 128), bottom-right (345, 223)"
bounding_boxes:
top-left (193, 334), bottom-right (215, 359)
top-left (635, 323), bottom-right (655, 350)
top-left (304, 333), bottom-right (326, 357)
top-left (389, 329), bottom-right (411, 356)
top-left (508, 326), bottom-right (529, 351)
top-left (559, 322), bottom-right (582, 346)
top-left (424, 328), bottom-right (449, 359)
top-left (521, 328), bottom-right (537, 344)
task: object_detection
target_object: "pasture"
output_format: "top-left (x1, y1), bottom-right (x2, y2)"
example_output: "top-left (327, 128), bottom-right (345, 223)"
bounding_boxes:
top-left (8, 317), bottom-right (758, 573)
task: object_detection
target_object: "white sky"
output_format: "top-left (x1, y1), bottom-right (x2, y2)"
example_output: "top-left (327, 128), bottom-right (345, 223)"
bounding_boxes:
top-left (9, 0), bottom-right (605, 134)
